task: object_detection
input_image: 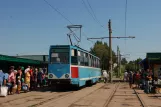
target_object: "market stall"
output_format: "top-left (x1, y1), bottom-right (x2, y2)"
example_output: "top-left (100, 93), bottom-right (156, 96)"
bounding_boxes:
top-left (146, 53), bottom-right (161, 93)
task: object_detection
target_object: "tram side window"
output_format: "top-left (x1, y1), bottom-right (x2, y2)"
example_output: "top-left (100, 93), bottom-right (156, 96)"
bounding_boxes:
top-left (78, 51), bottom-right (84, 66)
top-left (71, 49), bottom-right (78, 65)
top-left (78, 51), bottom-right (81, 65)
top-left (99, 60), bottom-right (101, 68)
top-left (95, 58), bottom-right (97, 68)
top-left (93, 57), bottom-right (95, 67)
top-left (81, 52), bottom-right (85, 66)
top-left (96, 59), bottom-right (98, 68)
top-left (98, 60), bottom-right (100, 68)
top-left (94, 58), bottom-right (96, 67)
top-left (98, 59), bottom-right (100, 68)
top-left (84, 53), bottom-right (89, 66)
top-left (91, 56), bottom-right (94, 67)
top-left (90, 56), bottom-right (93, 67)
top-left (89, 55), bottom-right (91, 67)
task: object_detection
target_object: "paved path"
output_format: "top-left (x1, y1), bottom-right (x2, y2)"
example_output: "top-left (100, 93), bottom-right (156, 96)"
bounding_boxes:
top-left (135, 89), bottom-right (161, 107)
top-left (0, 83), bottom-right (106, 107)
top-left (106, 83), bottom-right (143, 107)
top-left (1, 82), bottom-right (161, 107)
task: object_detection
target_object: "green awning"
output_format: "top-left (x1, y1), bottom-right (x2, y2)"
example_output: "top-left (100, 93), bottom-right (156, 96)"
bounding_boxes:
top-left (0, 54), bottom-right (42, 64)
top-left (146, 53), bottom-right (161, 64)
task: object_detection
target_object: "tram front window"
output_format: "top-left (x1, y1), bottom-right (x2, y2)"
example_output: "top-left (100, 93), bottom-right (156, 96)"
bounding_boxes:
top-left (50, 48), bottom-right (69, 64)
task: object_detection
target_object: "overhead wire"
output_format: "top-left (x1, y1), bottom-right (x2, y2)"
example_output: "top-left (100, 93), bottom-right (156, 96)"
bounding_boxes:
top-left (82, 0), bottom-right (107, 31)
top-left (43, 0), bottom-right (95, 45)
top-left (124, 0), bottom-right (128, 51)
top-left (86, 0), bottom-right (106, 29)
top-left (81, 0), bottom-right (96, 21)
top-left (43, 0), bottom-right (73, 24)
top-left (86, 0), bottom-right (97, 20)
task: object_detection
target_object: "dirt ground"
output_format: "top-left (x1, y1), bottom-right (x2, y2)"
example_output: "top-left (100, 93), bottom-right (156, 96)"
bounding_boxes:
top-left (0, 82), bottom-right (160, 107)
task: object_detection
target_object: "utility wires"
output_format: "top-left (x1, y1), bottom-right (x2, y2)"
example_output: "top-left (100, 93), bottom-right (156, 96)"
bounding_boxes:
top-left (43, 0), bottom-right (95, 44)
top-left (43, 0), bottom-right (73, 24)
top-left (82, 0), bottom-right (107, 31)
top-left (124, 0), bottom-right (128, 51)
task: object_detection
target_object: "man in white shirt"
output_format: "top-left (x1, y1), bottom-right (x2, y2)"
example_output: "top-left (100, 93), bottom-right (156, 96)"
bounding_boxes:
top-left (25, 66), bottom-right (30, 74)
top-left (103, 70), bottom-right (108, 83)
top-left (124, 71), bottom-right (128, 82)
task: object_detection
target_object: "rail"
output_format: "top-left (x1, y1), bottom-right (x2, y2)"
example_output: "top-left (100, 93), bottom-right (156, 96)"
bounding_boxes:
top-left (133, 89), bottom-right (147, 107)
top-left (104, 83), bottom-right (120, 107)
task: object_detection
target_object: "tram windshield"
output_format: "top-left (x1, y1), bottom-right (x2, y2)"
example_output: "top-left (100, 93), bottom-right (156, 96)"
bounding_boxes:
top-left (50, 48), bottom-right (69, 64)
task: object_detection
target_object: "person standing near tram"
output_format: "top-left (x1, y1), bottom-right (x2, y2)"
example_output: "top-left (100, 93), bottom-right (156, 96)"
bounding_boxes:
top-left (124, 70), bottom-right (128, 82)
top-left (103, 70), bottom-right (108, 83)
top-left (128, 71), bottom-right (133, 88)
top-left (144, 69), bottom-right (152, 94)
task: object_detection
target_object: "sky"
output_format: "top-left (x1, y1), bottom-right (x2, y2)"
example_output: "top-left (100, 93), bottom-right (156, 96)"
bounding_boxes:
top-left (0, 0), bottom-right (161, 61)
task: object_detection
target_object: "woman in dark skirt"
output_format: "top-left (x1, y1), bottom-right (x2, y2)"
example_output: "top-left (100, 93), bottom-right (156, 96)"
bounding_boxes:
top-left (128, 71), bottom-right (133, 88)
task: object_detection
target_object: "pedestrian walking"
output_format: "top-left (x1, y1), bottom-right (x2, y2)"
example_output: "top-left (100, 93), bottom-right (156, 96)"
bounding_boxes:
top-left (3, 72), bottom-right (9, 86)
top-left (17, 76), bottom-right (21, 94)
top-left (29, 67), bottom-right (34, 90)
top-left (128, 71), bottom-right (133, 88)
top-left (103, 70), bottom-right (108, 83)
top-left (25, 66), bottom-right (30, 74)
top-left (133, 71), bottom-right (136, 85)
top-left (124, 71), bottom-right (128, 82)
top-left (16, 67), bottom-right (22, 94)
top-left (7, 66), bottom-right (15, 95)
top-left (33, 68), bottom-right (38, 90)
top-left (144, 69), bottom-right (152, 94)
top-left (25, 69), bottom-right (30, 91)
top-left (0, 69), bottom-right (4, 86)
top-left (140, 69), bottom-right (145, 89)
top-left (37, 68), bottom-right (43, 88)
top-left (135, 71), bottom-right (141, 88)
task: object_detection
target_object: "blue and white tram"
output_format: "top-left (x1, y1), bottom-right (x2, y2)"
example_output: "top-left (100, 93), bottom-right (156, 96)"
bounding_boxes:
top-left (48, 45), bottom-right (101, 87)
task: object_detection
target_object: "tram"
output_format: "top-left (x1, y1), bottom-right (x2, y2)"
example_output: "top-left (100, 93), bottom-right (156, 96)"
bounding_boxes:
top-left (48, 45), bottom-right (101, 87)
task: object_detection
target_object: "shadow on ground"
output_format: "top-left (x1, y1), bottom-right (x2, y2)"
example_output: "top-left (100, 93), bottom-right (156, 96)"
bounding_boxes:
top-left (32, 85), bottom-right (89, 93)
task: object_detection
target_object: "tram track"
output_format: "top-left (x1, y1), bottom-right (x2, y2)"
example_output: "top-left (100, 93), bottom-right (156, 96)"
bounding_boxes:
top-left (104, 83), bottom-right (120, 107)
top-left (0, 83), bottom-right (106, 107)
top-left (69, 84), bottom-right (108, 107)
top-left (133, 89), bottom-right (147, 107)
top-left (104, 83), bottom-right (147, 107)
top-left (28, 91), bottom-right (74, 107)
top-left (0, 92), bottom-right (48, 105)
top-left (32, 83), bottom-right (106, 107)
top-left (29, 84), bottom-right (106, 107)
top-left (1, 94), bottom-right (39, 104)
top-left (0, 87), bottom-right (56, 104)
top-left (0, 90), bottom-right (73, 107)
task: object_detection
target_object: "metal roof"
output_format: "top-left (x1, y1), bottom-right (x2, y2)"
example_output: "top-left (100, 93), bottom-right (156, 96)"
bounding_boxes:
top-left (0, 54), bottom-right (42, 64)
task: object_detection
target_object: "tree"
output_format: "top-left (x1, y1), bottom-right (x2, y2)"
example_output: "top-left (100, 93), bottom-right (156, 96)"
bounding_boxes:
top-left (125, 58), bottom-right (142, 72)
top-left (90, 41), bottom-right (116, 70)
top-left (121, 58), bottom-right (128, 65)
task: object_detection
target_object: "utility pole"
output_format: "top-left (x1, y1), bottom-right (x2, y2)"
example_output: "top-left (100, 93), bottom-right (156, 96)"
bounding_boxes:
top-left (108, 19), bottom-right (113, 82)
top-left (119, 50), bottom-right (121, 78)
top-left (117, 46), bottom-right (119, 77)
top-left (87, 20), bottom-right (135, 82)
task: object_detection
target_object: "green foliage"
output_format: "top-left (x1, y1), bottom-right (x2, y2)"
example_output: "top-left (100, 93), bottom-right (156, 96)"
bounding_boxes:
top-left (125, 58), bottom-right (142, 71)
top-left (121, 58), bottom-right (128, 65)
top-left (90, 41), bottom-right (116, 70)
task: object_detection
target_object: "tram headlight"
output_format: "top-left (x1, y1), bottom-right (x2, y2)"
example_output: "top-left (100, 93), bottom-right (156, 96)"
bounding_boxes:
top-left (65, 74), bottom-right (69, 78)
top-left (49, 74), bottom-right (53, 78)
